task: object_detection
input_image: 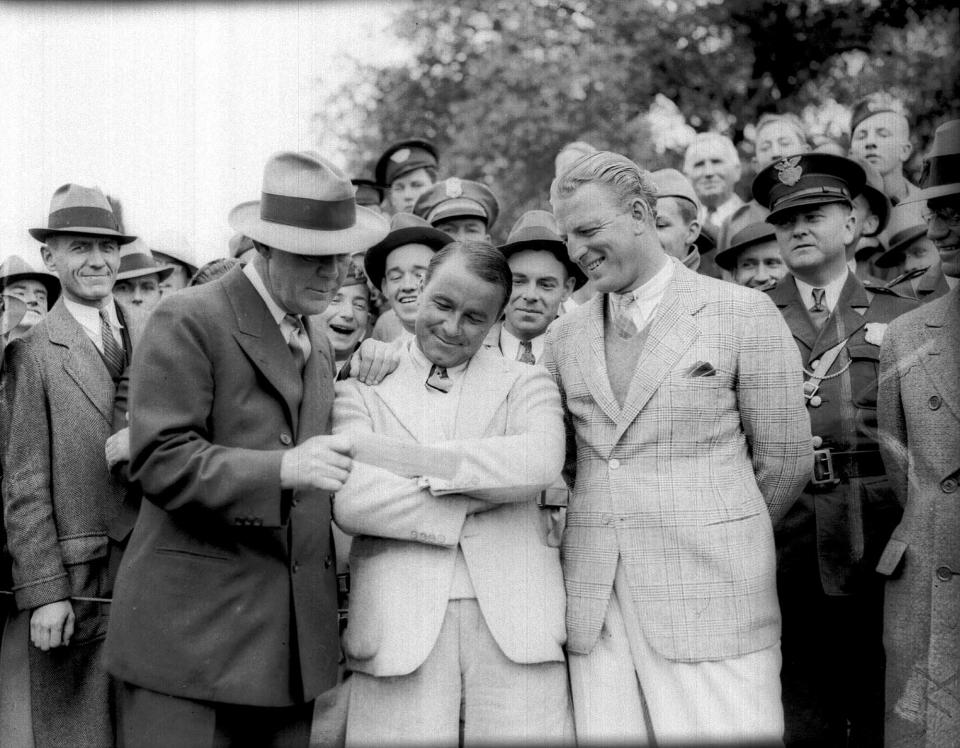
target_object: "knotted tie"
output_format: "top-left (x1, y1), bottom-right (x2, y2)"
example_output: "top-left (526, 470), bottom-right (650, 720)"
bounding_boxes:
top-left (516, 340), bottom-right (536, 365)
top-left (285, 314), bottom-right (310, 373)
top-left (99, 307), bottom-right (125, 379)
top-left (610, 293), bottom-right (640, 339)
top-left (809, 288), bottom-right (829, 331)
top-left (426, 364), bottom-right (452, 393)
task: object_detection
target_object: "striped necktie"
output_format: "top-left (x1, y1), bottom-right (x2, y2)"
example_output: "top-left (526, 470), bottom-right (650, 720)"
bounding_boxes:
top-left (285, 314), bottom-right (309, 373)
top-left (99, 307), bottom-right (125, 379)
top-left (516, 340), bottom-right (535, 365)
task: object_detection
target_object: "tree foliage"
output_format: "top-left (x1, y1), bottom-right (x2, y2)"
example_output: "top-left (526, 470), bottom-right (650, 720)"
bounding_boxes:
top-left (320, 0), bottom-right (960, 240)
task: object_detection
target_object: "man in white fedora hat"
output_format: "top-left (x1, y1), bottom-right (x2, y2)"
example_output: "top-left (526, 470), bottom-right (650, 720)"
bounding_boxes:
top-left (1, 182), bottom-right (137, 747)
top-left (104, 151), bottom-right (388, 747)
top-left (150, 230), bottom-right (199, 294)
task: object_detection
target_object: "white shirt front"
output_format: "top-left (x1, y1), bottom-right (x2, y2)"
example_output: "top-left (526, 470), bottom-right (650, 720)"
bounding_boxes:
top-left (62, 296), bottom-right (122, 354)
top-left (608, 257), bottom-right (675, 331)
top-left (795, 268), bottom-right (849, 314)
top-left (499, 324), bottom-right (545, 364)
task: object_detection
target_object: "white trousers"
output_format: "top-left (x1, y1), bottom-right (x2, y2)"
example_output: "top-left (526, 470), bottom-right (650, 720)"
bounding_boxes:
top-left (569, 561), bottom-right (784, 746)
top-left (346, 598), bottom-right (573, 746)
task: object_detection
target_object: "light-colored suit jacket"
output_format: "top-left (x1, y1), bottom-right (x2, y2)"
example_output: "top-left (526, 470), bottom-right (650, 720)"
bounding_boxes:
top-left (332, 342), bottom-right (567, 677)
top-left (543, 260), bottom-right (812, 662)
top-left (878, 286), bottom-right (960, 747)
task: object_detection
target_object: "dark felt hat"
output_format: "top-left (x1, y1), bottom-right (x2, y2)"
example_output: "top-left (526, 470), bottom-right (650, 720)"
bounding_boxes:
top-left (850, 157), bottom-right (891, 236)
top-left (918, 118), bottom-right (960, 201)
top-left (363, 212), bottom-right (453, 289)
top-left (498, 210), bottom-right (587, 290)
top-left (753, 153), bottom-right (866, 224)
top-left (714, 222), bottom-right (779, 271)
top-left (874, 201), bottom-right (929, 269)
top-left (115, 240), bottom-right (176, 282)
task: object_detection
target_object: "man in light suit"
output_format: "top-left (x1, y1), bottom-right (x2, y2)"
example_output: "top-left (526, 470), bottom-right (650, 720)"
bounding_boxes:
top-left (104, 152), bottom-right (389, 747)
top-left (1, 184), bottom-right (139, 747)
top-left (333, 241), bottom-right (573, 746)
top-left (545, 151), bottom-right (812, 745)
top-left (877, 118), bottom-right (960, 748)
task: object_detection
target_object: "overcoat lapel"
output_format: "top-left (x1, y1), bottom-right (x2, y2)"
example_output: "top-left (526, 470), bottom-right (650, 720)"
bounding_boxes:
top-left (574, 294), bottom-right (620, 424)
top-left (225, 269), bottom-right (303, 433)
top-left (770, 275), bottom-right (817, 355)
top-left (45, 300), bottom-right (114, 423)
top-left (920, 288), bottom-right (960, 419)
top-left (810, 273), bottom-right (869, 361)
top-left (614, 264), bottom-right (701, 443)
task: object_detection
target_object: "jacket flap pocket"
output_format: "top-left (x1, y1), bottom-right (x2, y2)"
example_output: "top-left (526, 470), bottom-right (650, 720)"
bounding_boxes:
top-left (876, 538), bottom-right (907, 576)
top-left (59, 535), bottom-right (109, 565)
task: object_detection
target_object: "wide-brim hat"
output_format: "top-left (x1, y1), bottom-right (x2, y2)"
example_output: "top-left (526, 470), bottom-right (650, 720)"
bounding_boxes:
top-left (875, 201), bottom-right (928, 269)
top-left (229, 151), bottom-right (389, 256)
top-left (363, 212), bottom-right (453, 289)
top-left (695, 223), bottom-right (717, 256)
top-left (151, 230), bottom-right (198, 273)
top-left (918, 118), bottom-right (960, 201)
top-left (0, 294), bottom-right (27, 336)
top-left (229, 233), bottom-right (256, 258)
top-left (375, 139), bottom-right (439, 187)
top-left (413, 177), bottom-right (500, 230)
top-left (753, 153), bottom-right (866, 224)
top-left (715, 221), bottom-right (779, 271)
top-left (851, 157), bottom-right (891, 236)
top-left (0, 254), bottom-right (61, 307)
top-left (115, 239), bottom-right (176, 282)
top-left (498, 210), bottom-right (587, 290)
top-left (29, 183), bottom-right (137, 245)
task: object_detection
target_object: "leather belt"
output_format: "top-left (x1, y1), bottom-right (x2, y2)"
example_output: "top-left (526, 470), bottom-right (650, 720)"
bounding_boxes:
top-left (808, 448), bottom-right (887, 490)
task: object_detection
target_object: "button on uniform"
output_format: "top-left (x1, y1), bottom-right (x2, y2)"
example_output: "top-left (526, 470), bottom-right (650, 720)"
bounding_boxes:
top-left (942, 477), bottom-right (958, 494)
top-left (936, 566), bottom-right (954, 582)
top-left (292, 562), bottom-right (300, 574)
top-left (279, 432), bottom-right (293, 446)
top-left (609, 458), bottom-right (621, 470)
top-left (928, 395), bottom-right (942, 410)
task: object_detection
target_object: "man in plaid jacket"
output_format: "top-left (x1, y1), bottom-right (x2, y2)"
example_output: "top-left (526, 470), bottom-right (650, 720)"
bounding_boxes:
top-left (544, 151), bottom-right (812, 745)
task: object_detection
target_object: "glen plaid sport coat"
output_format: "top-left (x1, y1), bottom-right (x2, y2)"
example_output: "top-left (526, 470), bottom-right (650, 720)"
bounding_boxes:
top-left (542, 259), bottom-right (812, 662)
top-left (332, 342), bottom-right (567, 677)
top-left (105, 266), bottom-right (340, 707)
top-left (877, 286), bottom-right (960, 747)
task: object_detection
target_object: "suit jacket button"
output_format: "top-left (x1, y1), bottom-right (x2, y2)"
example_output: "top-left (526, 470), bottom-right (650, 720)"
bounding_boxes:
top-left (293, 562), bottom-right (300, 573)
top-left (936, 565), bottom-right (954, 582)
top-left (280, 433), bottom-right (293, 446)
top-left (929, 395), bottom-right (942, 410)
top-left (942, 478), bottom-right (958, 494)
top-left (812, 436), bottom-right (823, 448)
top-left (323, 556), bottom-right (333, 569)
top-left (609, 458), bottom-right (621, 470)
top-left (291, 497), bottom-right (299, 508)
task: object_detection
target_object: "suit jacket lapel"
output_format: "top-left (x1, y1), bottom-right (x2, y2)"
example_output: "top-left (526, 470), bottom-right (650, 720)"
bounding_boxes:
top-left (297, 317), bottom-right (335, 440)
top-left (370, 343), bottom-right (437, 444)
top-left (810, 273), bottom-right (869, 360)
top-left (574, 293), bottom-right (620, 424)
top-left (614, 263), bottom-right (701, 442)
top-left (920, 287), bottom-right (960, 419)
top-left (225, 269), bottom-right (303, 433)
top-left (45, 301), bottom-right (114, 423)
top-left (452, 347), bottom-right (517, 439)
top-left (770, 275), bottom-right (817, 356)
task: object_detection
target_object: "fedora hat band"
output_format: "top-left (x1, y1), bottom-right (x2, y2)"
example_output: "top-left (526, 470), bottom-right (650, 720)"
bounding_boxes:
top-left (260, 192), bottom-right (356, 231)
top-left (920, 153), bottom-right (960, 190)
top-left (48, 205), bottom-right (119, 232)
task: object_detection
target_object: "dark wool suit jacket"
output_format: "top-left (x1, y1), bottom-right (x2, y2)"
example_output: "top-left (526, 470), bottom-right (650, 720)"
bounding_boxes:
top-left (1, 298), bottom-right (136, 747)
top-left (105, 266), bottom-right (341, 707)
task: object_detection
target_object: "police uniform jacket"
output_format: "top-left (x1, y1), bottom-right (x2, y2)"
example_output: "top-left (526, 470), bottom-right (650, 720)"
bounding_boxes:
top-left (877, 286), bottom-right (960, 747)
top-left (768, 272), bottom-right (918, 594)
top-left (104, 266), bottom-right (340, 707)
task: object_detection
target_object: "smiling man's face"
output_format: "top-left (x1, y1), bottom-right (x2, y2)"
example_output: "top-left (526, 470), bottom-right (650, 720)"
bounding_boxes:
top-left (381, 243), bottom-right (436, 332)
top-left (41, 234), bottom-right (120, 308)
top-left (503, 249), bottom-right (574, 341)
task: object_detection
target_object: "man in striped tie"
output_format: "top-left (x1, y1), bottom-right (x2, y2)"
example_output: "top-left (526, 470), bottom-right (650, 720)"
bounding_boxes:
top-left (1, 183), bottom-right (139, 747)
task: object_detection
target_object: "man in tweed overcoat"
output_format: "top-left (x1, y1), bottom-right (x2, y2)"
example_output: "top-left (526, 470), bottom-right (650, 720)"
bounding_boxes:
top-left (544, 151), bottom-right (812, 745)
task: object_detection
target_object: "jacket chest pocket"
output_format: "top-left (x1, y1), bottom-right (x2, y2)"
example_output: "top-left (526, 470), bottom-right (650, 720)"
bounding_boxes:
top-left (847, 343), bottom-right (880, 408)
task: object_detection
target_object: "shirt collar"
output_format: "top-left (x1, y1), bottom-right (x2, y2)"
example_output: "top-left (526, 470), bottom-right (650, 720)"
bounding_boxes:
top-left (243, 261), bottom-right (287, 327)
top-left (62, 295), bottom-right (121, 332)
top-left (608, 257), bottom-right (674, 326)
top-left (409, 338), bottom-right (470, 381)
top-left (499, 324), bottom-right (544, 363)
top-left (795, 268), bottom-right (849, 313)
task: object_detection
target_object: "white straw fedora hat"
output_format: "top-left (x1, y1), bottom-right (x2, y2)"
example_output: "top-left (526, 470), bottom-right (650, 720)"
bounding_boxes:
top-left (229, 151), bottom-right (389, 256)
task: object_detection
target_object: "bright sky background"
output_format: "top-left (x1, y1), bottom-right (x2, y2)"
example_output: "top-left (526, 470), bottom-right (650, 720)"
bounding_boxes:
top-left (0, 1), bottom-right (411, 269)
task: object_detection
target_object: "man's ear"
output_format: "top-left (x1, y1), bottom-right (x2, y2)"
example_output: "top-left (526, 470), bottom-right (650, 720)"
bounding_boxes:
top-left (560, 276), bottom-right (576, 302)
top-left (685, 219), bottom-right (702, 248)
top-left (40, 243), bottom-right (56, 272)
top-left (898, 140), bottom-right (913, 166)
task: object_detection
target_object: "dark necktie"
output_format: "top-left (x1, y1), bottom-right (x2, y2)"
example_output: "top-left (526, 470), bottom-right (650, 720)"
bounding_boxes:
top-left (516, 340), bottom-right (535, 365)
top-left (809, 288), bottom-right (829, 331)
top-left (99, 307), bottom-right (125, 379)
top-left (285, 314), bottom-right (309, 373)
top-left (426, 364), bottom-right (452, 393)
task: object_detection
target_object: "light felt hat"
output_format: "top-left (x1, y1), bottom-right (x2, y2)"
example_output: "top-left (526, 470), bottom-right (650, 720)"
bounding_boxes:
top-left (115, 239), bottom-right (176, 282)
top-left (151, 230), bottom-right (199, 274)
top-left (918, 118), bottom-right (960, 201)
top-left (874, 201), bottom-right (929, 269)
top-left (0, 254), bottom-right (61, 307)
top-left (0, 293), bottom-right (27, 336)
top-left (498, 210), bottom-right (587, 290)
top-left (229, 151), bottom-right (389, 256)
top-left (29, 183), bottom-right (137, 245)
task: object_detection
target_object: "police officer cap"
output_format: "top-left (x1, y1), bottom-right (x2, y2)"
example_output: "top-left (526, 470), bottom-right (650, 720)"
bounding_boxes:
top-left (375, 139), bottom-right (439, 187)
top-left (413, 177), bottom-right (501, 231)
top-left (850, 93), bottom-right (908, 135)
top-left (352, 178), bottom-right (385, 208)
top-left (753, 153), bottom-right (866, 224)
top-left (498, 210), bottom-right (587, 290)
top-left (714, 221), bottom-right (778, 271)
